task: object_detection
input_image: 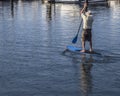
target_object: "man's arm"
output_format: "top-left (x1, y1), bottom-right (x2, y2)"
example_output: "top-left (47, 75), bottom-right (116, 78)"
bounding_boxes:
top-left (80, 3), bottom-right (88, 14)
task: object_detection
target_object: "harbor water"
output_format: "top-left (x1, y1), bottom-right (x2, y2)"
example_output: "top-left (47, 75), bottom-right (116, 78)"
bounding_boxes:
top-left (0, 0), bottom-right (120, 96)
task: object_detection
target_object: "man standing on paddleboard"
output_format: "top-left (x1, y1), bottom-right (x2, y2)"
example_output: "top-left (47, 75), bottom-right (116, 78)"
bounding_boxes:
top-left (80, 3), bottom-right (94, 53)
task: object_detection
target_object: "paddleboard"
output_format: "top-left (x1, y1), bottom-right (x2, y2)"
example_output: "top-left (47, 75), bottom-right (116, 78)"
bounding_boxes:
top-left (67, 45), bottom-right (81, 52)
top-left (66, 45), bottom-right (101, 55)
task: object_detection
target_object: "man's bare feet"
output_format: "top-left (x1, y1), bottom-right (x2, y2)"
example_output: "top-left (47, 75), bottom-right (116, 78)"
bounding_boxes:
top-left (89, 49), bottom-right (93, 53)
top-left (80, 50), bottom-right (86, 53)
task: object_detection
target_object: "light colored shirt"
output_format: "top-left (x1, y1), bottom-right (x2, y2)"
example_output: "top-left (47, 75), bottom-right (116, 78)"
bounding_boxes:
top-left (81, 13), bottom-right (93, 29)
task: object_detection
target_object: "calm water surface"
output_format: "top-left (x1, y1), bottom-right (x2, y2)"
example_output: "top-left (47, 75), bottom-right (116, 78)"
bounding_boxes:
top-left (0, 0), bottom-right (120, 96)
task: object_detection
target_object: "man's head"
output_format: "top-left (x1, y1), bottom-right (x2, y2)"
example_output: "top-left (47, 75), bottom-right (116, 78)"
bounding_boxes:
top-left (86, 10), bottom-right (92, 15)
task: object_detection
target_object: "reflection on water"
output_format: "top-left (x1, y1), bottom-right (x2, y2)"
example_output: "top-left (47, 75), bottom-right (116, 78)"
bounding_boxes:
top-left (108, 0), bottom-right (120, 7)
top-left (10, 0), bottom-right (14, 17)
top-left (0, 0), bottom-right (120, 96)
top-left (80, 54), bottom-right (93, 96)
top-left (46, 4), bottom-right (52, 20)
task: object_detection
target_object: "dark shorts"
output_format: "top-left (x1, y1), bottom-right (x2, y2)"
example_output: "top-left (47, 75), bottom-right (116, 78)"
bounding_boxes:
top-left (81, 29), bottom-right (92, 41)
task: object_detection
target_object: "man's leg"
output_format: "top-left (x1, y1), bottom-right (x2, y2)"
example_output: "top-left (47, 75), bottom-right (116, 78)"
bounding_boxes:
top-left (89, 39), bottom-right (93, 52)
top-left (81, 39), bottom-right (86, 52)
top-left (81, 29), bottom-right (86, 52)
top-left (89, 30), bottom-right (93, 52)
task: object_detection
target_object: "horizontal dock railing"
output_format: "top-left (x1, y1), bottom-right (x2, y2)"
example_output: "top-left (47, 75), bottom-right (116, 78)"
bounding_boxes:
top-left (48, 0), bottom-right (108, 5)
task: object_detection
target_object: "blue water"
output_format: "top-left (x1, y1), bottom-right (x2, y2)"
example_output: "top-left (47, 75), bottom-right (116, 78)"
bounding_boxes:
top-left (0, 0), bottom-right (120, 96)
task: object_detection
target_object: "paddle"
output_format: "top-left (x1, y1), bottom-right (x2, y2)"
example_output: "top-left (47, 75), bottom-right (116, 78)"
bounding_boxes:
top-left (72, 19), bottom-right (83, 44)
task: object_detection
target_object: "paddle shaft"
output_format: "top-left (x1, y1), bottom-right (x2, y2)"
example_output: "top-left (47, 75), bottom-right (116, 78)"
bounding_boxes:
top-left (77, 19), bottom-right (83, 35)
top-left (72, 18), bottom-right (82, 44)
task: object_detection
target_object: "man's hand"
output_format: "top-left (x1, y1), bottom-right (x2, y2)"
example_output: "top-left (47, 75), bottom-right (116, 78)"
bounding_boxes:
top-left (80, 3), bottom-right (88, 14)
top-left (83, 3), bottom-right (88, 8)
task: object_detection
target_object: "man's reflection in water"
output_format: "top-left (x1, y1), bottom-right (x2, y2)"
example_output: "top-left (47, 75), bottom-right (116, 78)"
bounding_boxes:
top-left (80, 54), bottom-right (93, 96)
top-left (62, 50), bottom-right (94, 96)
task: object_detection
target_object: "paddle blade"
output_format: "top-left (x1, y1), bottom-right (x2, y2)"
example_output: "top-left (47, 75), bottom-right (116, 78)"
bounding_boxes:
top-left (72, 35), bottom-right (78, 44)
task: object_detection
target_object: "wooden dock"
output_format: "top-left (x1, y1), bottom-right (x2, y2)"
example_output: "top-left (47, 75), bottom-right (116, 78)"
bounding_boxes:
top-left (48, 0), bottom-right (108, 5)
